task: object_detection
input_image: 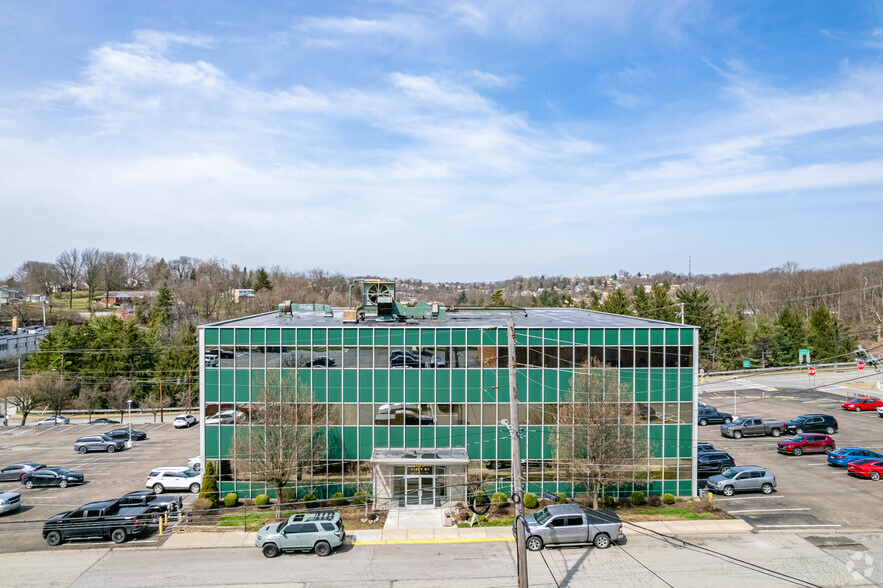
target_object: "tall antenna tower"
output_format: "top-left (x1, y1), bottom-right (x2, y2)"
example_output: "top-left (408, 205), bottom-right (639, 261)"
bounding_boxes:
top-left (688, 255), bottom-right (692, 280)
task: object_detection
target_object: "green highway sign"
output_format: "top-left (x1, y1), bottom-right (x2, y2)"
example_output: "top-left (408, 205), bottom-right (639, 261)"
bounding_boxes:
top-left (743, 361), bottom-right (751, 368)
top-left (798, 349), bottom-right (810, 357)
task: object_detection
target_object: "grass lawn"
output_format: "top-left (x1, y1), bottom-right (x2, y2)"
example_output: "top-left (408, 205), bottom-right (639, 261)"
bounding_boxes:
top-left (217, 511), bottom-right (272, 531)
top-left (624, 507), bottom-right (721, 520)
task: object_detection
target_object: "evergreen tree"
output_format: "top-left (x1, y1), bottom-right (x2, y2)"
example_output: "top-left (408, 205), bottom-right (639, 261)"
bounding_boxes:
top-left (749, 315), bottom-right (777, 368)
top-left (253, 268), bottom-right (272, 292)
top-left (199, 461), bottom-right (219, 507)
top-left (599, 289), bottom-right (630, 315)
top-left (455, 291), bottom-right (467, 305)
top-left (772, 308), bottom-right (804, 365)
top-left (716, 312), bottom-right (749, 370)
top-left (492, 289), bottom-right (505, 306)
top-left (150, 284), bottom-right (174, 330)
top-left (676, 288), bottom-right (718, 359)
top-left (807, 306), bottom-right (853, 363)
top-left (156, 322), bottom-right (199, 410)
top-left (632, 288), bottom-right (653, 318)
top-left (649, 283), bottom-right (677, 322)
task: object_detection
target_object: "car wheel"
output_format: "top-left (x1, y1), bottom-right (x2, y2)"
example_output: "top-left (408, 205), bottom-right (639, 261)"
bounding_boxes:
top-left (111, 528), bottom-right (127, 544)
top-left (855, 407), bottom-right (861, 412)
top-left (734, 431), bottom-right (743, 439)
top-left (593, 533), bottom-right (611, 549)
top-left (262, 543), bottom-right (280, 558)
top-left (314, 541), bottom-right (332, 557)
top-left (771, 429), bottom-right (781, 437)
top-left (25, 480), bottom-right (34, 489)
top-left (871, 472), bottom-right (881, 481)
top-left (190, 483), bottom-right (201, 494)
top-left (826, 426), bottom-right (835, 435)
top-left (107, 445), bottom-right (115, 453)
top-left (761, 483), bottom-right (773, 494)
top-left (153, 484), bottom-right (164, 494)
top-left (793, 447), bottom-right (803, 456)
top-left (526, 535), bottom-right (544, 551)
top-left (59, 479), bottom-right (68, 488)
top-left (699, 419), bottom-right (708, 426)
top-left (795, 428), bottom-right (803, 434)
top-left (46, 531), bottom-right (63, 547)
top-left (723, 417), bottom-right (732, 424)
top-left (722, 486), bottom-right (734, 497)
top-left (824, 445), bottom-right (834, 454)
top-left (78, 446), bottom-right (88, 454)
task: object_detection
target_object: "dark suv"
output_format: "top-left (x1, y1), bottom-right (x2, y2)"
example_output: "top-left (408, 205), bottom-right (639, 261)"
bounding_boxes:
top-left (697, 451), bottom-right (736, 476)
top-left (74, 435), bottom-right (125, 454)
top-left (784, 414), bottom-right (838, 435)
top-left (697, 408), bottom-right (733, 426)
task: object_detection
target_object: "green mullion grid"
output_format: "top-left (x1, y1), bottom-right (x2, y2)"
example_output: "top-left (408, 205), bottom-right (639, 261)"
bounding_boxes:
top-left (358, 426), bottom-right (372, 459)
top-left (267, 328), bottom-right (280, 346)
top-left (420, 426), bottom-right (434, 448)
top-left (650, 329), bottom-right (664, 346)
top-left (421, 328), bottom-right (435, 346)
top-left (436, 425), bottom-right (451, 448)
top-left (664, 368), bottom-right (679, 402)
top-left (205, 328), bottom-right (218, 346)
top-left (633, 369), bottom-right (649, 403)
top-left (589, 329), bottom-right (603, 346)
top-left (543, 369), bottom-right (558, 402)
top-left (665, 328), bottom-right (679, 346)
top-left (405, 426), bottom-right (419, 448)
top-left (235, 329), bottom-right (248, 346)
top-left (620, 329), bottom-right (634, 346)
top-left (649, 369), bottom-right (664, 402)
top-left (604, 329), bottom-right (618, 346)
top-left (481, 369), bottom-right (496, 402)
top-left (466, 427), bottom-right (481, 459)
top-left (220, 370), bottom-right (234, 402)
top-left (466, 370), bottom-right (481, 403)
top-left (663, 425), bottom-right (679, 458)
top-left (205, 425), bottom-right (220, 458)
top-left (405, 370), bottom-right (419, 403)
top-left (390, 370), bottom-right (404, 403)
top-left (281, 328), bottom-right (296, 346)
top-left (251, 328), bottom-right (265, 345)
top-left (452, 370), bottom-right (466, 403)
top-left (390, 426), bottom-right (404, 448)
top-left (205, 369), bottom-right (219, 402)
top-left (436, 370), bottom-right (450, 403)
top-left (405, 329), bottom-right (419, 346)
top-left (679, 425), bottom-right (693, 457)
top-left (679, 369), bottom-right (693, 401)
top-left (635, 329), bottom-right (649, 346)
top-left (374, 426), bottom-right (389, 449)
top-left (497, 369), bottom-right (510, 402)
top-left (482, 426), bottom-right (497, 459)
top-left (220, 329), bottom-right (234, 345)
top-left (359, 369), bottom-right (373, 402)
top-left (343, 370), bottom-right (357, 403)
top-left (325, 370), bottom-right (339, 402)
top-left (374, 370), bottom-right (389, 403)
top-left (235, 369), bottom-right (250, 402)
top-left (359, 329), bottom-right (372, 346)
top-left (330, 328), bottom-right (344, 346)
top-left (437, 329), bottom-right (451, 346)
top-left (680, 328), bottom-right (694, 345)
top-left (421, 369), bottom-right (435, 402)
top-left (497, 427), bottom-right (511, 461)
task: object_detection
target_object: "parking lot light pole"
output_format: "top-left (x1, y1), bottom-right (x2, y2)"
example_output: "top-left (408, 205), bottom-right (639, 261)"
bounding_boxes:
top-left (127, 399), bottom-right (133, 447)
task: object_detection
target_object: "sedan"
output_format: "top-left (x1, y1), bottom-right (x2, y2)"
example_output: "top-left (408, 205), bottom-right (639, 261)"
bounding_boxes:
top-left (174, 414), bottom-right (198, 429)
top-left (827, 448), bottom-right (883, 467)
top-left (35, 416), bottom-right (70, 426)
top-left (303, 356), bottom-right (335, 367)
top-left (21, 467), bottom-right (84, 489)
top-left (776, 434), bottom-right (836, 456)
top-left (697, 408), bottom-right (733, 426)
top-left (105, 428), bottom-right (147, 441)
top-left (842, 398), bottom-right (883, 412)
top-left (847, 459), bottom-right (883, 481)
top-left (0, 491), bottom-right (22, 515)
top-left (89, 418), bottom-right (120, 425)
top-left (0, 462), bottom-right (45, 482)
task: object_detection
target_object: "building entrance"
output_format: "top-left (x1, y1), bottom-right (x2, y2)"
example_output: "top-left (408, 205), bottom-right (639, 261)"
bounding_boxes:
top-left (398, 469), bottom-right (440, 509)
top-left (371, 448), bottom-right (469, 509)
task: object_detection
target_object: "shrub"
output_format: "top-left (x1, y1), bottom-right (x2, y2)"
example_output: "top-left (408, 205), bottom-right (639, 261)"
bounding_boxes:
top-left (523, 493), bottom-right (539, 509)
top-left (255, 494), bottom-right (270, 508)
top-left (331, 492), bottom-right (348, 507)
top-left (191, 497), bottom-right (213, 511)
top-left (647, 495), bottom-right (662, 507)
top-left (198, 461), bottom-right (219, 507)
top-left (491, 492), bottom-right (508, 505)
top-left (603, 495), bottom-right (615, 508)
top-left (278, 488), bottom-right (296, 505)
top-left (303, 493), bottom-right (317, 508)
top-left (353, 490), bottom-right (369, 505)
top-left (631, 491), bottom-right (646, 506)
top-left (616, 497), bottom-right (632, 509)
top-left (553, 492), bottom-right (567, 504)
top-left (663, 493), bottom-right (676, 505)
top-left (224, 493), bottom-right (239, 508)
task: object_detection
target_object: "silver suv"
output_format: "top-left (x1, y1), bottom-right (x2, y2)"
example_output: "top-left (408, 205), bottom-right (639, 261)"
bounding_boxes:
top-left (705, 465), bottom-right (776, 496)
top-left (75, 435), bottom-right (125, 454)
top-left (255, 511), bottom-right (345, 558)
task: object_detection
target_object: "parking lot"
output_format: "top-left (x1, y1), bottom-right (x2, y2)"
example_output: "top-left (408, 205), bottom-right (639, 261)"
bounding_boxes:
top-left (0, 421), bottom-right (199, 553)
top-left (699, 376), bottom-right (883, 531)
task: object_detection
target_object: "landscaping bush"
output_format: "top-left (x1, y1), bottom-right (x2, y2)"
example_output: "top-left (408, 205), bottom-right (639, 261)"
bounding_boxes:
top-left (191, 497), bottom-right (213, 511)
top-left (631, 491), bottom-right (646, 506)
top-left (224, 493), bottom-right (239, 508)
top-left (663, 493), bottom-right (676, 505)
top-left (198, 461), bottom-right (219, 507)
top-left (553, 492), bottom-right (567, 504)
top-left (278, 488), bottom-right (296, 505)
top-left (491, 492), bottom-right (509, 513)
top-left (523, 493), bottom-right (539, 509)
top-left (616, 497), bottom-right (632, 509)
top-left (647, 495), bottom-right (662, 507)
top-left (331, 492), bottom-right (348, 507)
top-left (303, 493), bottom-right (317, 508)
top-left (353, 490), bottom-right (369, 505)
top-left (255, 494), bottom-right (270, 508)
top-left (603, 495), bottom-right (615, 508)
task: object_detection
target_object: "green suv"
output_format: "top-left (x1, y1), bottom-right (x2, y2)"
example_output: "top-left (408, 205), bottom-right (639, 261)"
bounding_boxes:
top-left (255, 511), bottom-right (346, 558)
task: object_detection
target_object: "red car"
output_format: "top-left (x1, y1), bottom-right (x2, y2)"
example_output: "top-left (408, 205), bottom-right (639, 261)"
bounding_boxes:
top-left (841, 398), bottom-right (883, 412)
top-left (776, 433), bottom-right (836, 456)
top-left (847, 458), bottom-right (883, 481)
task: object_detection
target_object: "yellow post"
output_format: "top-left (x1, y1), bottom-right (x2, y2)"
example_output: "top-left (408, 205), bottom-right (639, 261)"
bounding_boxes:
top-left (178, 509), bottom-right (182, 522)
top-left (158, 516), bottom-right (163, 535)
top-left (707, 491), bottom-right (713, 504)
top-left (164, 512), bottom-right (169, 526)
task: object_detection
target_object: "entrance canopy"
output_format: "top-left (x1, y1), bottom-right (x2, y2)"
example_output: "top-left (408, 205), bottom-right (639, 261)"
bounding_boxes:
top-left (371, 448), bottom-right (469, 466)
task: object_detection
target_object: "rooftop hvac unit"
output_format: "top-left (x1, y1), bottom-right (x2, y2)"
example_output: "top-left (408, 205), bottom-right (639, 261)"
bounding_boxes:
top-left (363, 281), bottom-right (395, 306)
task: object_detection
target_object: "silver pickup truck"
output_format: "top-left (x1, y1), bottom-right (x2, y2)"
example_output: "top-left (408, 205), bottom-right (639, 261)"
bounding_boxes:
top-left (720, 417), bottom-right (785, 439)
top-left (515, 504), bottom-right (624, 551)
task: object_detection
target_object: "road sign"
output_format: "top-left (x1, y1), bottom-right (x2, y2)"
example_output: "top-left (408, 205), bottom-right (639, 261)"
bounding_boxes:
top-left (743, 361), bottom-right (751, 368)
top-left (858, 361), bottom-right (865, 370)
top-left (808, 367), bottom-right (816, 376)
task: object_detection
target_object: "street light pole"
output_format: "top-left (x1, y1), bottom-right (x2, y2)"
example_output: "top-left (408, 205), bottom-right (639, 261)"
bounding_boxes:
top-left (127, 399), bottom-right (133, 447)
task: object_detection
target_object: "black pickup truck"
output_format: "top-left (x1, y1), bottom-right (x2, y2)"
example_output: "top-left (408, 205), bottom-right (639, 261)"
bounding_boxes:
top-left (42, 500), bottom-right (151, 546)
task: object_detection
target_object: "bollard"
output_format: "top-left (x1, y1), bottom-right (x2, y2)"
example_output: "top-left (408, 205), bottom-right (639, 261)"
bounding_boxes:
top-left (164, 512), bottom-right (169, 526)
top-left (178, 509), bottom-right (182, 522)
top-left (159, 516), bottom-right (163, 535)
top-left (707, 491), bottom-right (713, 504)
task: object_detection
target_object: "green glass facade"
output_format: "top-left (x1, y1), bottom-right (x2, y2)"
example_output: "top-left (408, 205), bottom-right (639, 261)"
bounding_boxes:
top-left (200, 316), bottom-right (698, 502)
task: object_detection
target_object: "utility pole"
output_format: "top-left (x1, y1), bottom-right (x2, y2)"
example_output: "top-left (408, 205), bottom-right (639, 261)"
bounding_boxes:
top-left (159, 380), bottom-right (164, 423)
top-left (507, 317), bottom-right (528, 588)
top-left (679, 302), bottom-right (685, 325)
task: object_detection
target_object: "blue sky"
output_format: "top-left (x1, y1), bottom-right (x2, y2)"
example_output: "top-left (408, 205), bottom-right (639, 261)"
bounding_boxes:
top-left (2, 1), bottom-right (882, 282)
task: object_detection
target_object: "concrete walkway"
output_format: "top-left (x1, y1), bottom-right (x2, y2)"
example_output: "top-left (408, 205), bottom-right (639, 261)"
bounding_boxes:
top-left (159, 518), bottom-right (753, 550)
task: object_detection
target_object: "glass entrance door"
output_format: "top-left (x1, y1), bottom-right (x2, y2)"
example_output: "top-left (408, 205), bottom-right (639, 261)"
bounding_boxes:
top-left (420, 477), bottom-right (434, 507)
top-left (406, 477), bottom-right (421, 506)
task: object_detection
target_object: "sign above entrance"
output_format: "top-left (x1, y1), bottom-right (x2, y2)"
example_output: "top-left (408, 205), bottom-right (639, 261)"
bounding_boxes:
top-left (407, 465), bottom-right (432, 475)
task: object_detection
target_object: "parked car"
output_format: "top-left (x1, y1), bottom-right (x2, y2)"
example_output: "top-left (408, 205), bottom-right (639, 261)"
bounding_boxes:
top-left (697, 451), bottom-right (736, 476)
top-left (776, 433), bottom-right (836, 456)
top-left (0, 462), bottom-right (45, 482)
top-left (720, 417), bottom-right (785, 438)
top-left (705, 466), bottom-right (776, 496)
top-left (42, 500), bottom-right (150, 546)
top-left (204, 353), bottom-right (219, 368)
top-left (842, 398), bottom-right (883, 412)
top-left (105, 428), bottom-right (147, 441)
top-left (255, 511), bottom-right (346, 558)
top-left (74, 435), bottom-right (125, 454)
top-left (0, 491), bottom-right (22, 515)
top-left (89, 418), bottom-right (120, 425)
top-left (146, 467), bottom-right (202, 494)
top-left (390, 350), bottom-right (421, 368)
top-left (21, 467), bottom-right (84, 489)
top-left (847, 458), bottom-right (883, 481)
top-left (519, 504), bottom-right (624, 551)
top-left (188, 456), bottom-right (202, 473)
top-left (878, 405), bottom-right (883, 418)
top-left (697, 442), bottom-right (716, 453)
top-left (697, 408), bottom-right (733, 426)
top-left (827, 448), bottom-right (883, 467)
top-left (204, 410), bottom-right (245, 425)
top-left (303, 356), bottom-right (336, 368)
top-left (784, 414), bottom-right (838, 435)
top-left (35, 416), bottom-right (70, 426)
top-left (698, 402), bottom-right (715, 411)
top-left (118, 490), bottom-right (182, 513)
top-left (174, 414), bottom-right (198, 428)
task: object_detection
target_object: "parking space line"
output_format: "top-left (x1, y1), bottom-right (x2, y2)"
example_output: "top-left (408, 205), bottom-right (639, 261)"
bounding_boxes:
top-left (728, 508), bottom-right (810, 514)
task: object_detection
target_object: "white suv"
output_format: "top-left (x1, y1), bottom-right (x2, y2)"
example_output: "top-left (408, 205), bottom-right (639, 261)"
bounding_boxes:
top-left (146, 467), bottom-right (202, 494)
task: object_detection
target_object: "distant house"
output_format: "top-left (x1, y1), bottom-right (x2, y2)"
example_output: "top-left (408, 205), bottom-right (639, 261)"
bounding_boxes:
top-left (100, 291), bottom-right (158, 305)
top-left (0, 286), bottom-right (24, 305)
top-left (231, 289), bottom-right (255, 303)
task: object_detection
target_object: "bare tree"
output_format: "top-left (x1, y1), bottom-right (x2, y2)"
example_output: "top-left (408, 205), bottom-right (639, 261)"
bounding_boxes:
top-left (16, 261), bottom-right (59, 299)
top-left (107, 379), bottom-right (134, 422)
top-left (55, 249), bottom-right (83, 309)
top-left (142, 388), bottom-right (172, 422)
top-left (38, 372), bottom-right (75, 417)
top-left (81, 248), bottom-right (102, 313)
top-left (100, 251), bottom-right (126, 308)
top-left (551, 362), bottom-right (650, 509)
top-left (233, 375), bottom-right (332, 515)
top-left (76, 385), bottom-right (106, 423)
top-left (123, 252), bottom-right (151, 289)
top-left (0, 376), bottom-right (41, 426)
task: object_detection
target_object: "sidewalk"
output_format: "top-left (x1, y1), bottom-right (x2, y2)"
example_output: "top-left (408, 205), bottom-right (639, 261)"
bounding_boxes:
top-left (159, 518), bottom-right (753, 550)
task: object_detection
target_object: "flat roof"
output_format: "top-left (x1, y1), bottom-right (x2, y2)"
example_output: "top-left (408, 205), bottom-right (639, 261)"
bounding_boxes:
top-left (202, 307), bottom-right (695, 329)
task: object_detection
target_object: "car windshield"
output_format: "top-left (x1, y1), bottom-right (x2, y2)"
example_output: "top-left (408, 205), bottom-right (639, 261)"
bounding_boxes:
top-left (791, 434), bottom-right (807, 441)
top-left (731, 418), bottom-right (746, 425)
top-left (792, 416), bottom-right (807, 423)
top-left (276, 522), bottom-right (285, 533)
top-left (534, 508), bottom-right (551, 525)
top-left (720, 469), bottom-right (740, 479)
top-left (99, 435), bottom-right (113, 441)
